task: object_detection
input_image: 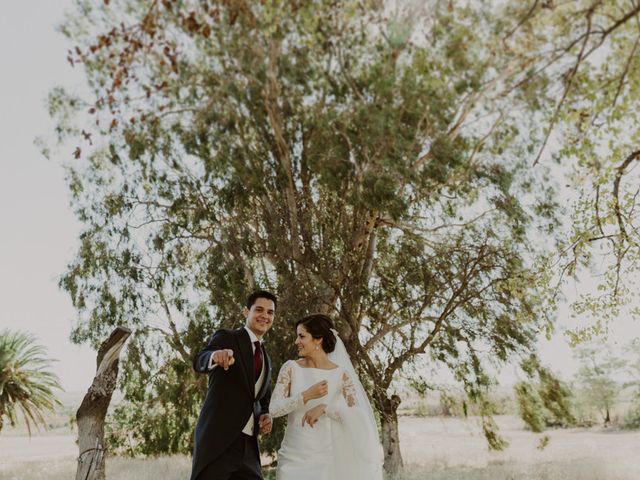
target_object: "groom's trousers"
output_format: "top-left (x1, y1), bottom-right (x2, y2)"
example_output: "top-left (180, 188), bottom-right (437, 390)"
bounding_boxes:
top-left (197, 433), bottom-right (262, 480)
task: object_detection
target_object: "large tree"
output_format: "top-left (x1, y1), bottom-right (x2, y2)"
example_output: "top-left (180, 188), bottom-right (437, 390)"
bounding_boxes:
top-left (48, 0), bottom-right (640, 474)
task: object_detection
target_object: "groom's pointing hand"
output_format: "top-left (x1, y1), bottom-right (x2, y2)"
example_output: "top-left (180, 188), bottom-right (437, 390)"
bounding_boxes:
top-left (212, 349), bottom-right (235, 370)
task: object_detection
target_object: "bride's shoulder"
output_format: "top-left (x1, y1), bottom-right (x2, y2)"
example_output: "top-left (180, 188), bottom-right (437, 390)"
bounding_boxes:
top-left (282, 359), bottom-right (299, 369)
top-left (276, 359), bottom-right (297, 377)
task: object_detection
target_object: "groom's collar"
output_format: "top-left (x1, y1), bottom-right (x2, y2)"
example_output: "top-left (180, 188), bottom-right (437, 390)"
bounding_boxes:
top-left (243, 326), bottom-right (262, 344)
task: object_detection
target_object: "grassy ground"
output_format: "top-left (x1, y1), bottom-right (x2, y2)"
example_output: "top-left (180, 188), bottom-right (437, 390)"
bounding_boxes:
top-left (392, 460), bottom-right (621, 480)
top-left (0, 457), bottom-right (190, 480)
top-left (0, 456), bottom-right (629, 480)
top-left (1, 416), bottom-right (638, 479)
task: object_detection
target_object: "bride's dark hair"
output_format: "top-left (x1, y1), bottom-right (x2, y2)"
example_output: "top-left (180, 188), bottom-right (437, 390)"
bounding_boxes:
top-left (295, 314), bottom-right (336, 353)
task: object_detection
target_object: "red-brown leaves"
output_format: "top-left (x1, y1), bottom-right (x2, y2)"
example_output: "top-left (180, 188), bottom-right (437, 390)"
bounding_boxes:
top-left (183, 11), bottom-right (200, 33)
top-left (208, 7), bottom-right (220, 22)
top-left (141, 13), bottom-right (157, 37)
top-left (69, 0), bottom-right (187, 152)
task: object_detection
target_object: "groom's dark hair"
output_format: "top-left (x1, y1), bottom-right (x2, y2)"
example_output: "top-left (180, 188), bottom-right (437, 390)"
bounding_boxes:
top-left (295, 314), bottom-right (336, 353)
top-left (246, 290), bottom-right (278, 310)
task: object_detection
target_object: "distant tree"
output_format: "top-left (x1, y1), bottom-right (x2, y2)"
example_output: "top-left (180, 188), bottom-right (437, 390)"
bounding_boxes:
top-left (574, 345), bottom-right (625, 426)
top-left (621, 341), bottom-right (640, 429)
top-left (0, 330), bottom-right (62, 434)
top-left (626, 341), bottom-right (640, 394)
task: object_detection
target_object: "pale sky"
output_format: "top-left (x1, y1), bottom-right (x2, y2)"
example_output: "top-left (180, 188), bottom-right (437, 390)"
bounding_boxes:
top-left (0, 1), bottom-right (637, 394)
top-left (0, 0), bottom-right (95, 391)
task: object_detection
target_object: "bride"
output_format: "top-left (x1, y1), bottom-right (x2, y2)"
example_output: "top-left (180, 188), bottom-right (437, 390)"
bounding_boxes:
top-left (269, 314), bottom-right (383, 480)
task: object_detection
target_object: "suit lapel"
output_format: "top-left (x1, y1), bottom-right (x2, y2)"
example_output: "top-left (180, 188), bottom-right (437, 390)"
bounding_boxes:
top-left (256, 345), bottom-right (271, 399)
top-left (236, 328), bottom-right (253, 393)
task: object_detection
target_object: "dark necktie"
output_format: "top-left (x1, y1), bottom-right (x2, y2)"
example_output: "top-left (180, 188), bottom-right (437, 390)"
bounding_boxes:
top-left (253, 341), bottom-right (263, 381)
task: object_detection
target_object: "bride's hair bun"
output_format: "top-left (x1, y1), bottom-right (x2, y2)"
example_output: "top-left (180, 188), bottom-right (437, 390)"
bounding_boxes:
top-left (295, 314), bottom-right (336, 353)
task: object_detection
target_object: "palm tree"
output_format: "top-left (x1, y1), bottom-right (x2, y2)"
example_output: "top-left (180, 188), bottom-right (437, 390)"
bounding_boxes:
top-left (0, 329), bottom-right (62, 434)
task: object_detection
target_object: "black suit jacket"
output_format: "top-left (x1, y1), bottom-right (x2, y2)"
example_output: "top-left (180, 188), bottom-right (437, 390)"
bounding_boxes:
top-left (190, 327), bottom-right (272, 480)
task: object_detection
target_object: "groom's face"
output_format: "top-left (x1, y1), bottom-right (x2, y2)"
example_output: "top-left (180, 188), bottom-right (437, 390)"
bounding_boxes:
top-left (243, 297), bottom-right (275, 339)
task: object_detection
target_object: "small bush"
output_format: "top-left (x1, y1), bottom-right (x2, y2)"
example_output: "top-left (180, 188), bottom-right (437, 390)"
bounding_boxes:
top-left (412, 400), bottom-right (430, 418)
top-left (620, 405), bottom-right (640, 429)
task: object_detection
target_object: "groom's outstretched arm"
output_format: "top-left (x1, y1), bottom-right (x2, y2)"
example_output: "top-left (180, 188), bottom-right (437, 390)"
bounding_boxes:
top-left (192, 330), bottom-right (234, 373)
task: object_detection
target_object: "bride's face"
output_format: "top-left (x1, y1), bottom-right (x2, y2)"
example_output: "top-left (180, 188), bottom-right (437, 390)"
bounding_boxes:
top-left (295, 324), bottom-right (322, 357)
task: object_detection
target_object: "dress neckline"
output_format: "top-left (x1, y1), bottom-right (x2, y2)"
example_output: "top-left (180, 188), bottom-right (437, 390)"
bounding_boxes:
top-left (293, 360), bottom-right (339, 371)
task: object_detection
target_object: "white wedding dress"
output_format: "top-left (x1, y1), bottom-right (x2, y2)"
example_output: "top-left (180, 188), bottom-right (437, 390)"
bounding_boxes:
top-left (270, 359), bottom-right (382, 480)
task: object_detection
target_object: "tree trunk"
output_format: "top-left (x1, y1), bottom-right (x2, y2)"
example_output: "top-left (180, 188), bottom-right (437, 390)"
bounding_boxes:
top-left (604, 407), bottom-right (611, 427)
top-left (379, 394), bottom-right (403, 476)
top-left (76, 327), bottom-right (131, 480)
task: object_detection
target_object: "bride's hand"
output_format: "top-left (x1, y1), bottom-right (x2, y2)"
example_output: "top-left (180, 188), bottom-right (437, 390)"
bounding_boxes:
top-left (302, 380), bottom-right (328, 404)
top-left (301, 404), bottom-right (326, 428)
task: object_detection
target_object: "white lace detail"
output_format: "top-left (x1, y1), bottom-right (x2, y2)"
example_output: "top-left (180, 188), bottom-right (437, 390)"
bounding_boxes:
top-left (325, 371), bottom-right (359, 422)
top-left (269, 360), bottom-right (304, 418)
top-left (341, 371), bottom-right (357, 407)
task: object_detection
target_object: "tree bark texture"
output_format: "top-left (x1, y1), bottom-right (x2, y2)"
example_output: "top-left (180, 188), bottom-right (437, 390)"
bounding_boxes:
top-left (380, 394), bottom-right (403, 475)
top-left (75, 327), bottom-right (131, 480)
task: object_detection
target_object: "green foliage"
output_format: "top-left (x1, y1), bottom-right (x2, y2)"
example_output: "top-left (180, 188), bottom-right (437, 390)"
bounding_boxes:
top-left (0, 330), bottom-right (62, 434)
top-left (515, 356), bottom-right (576, 431)
top-left (106, 400), bottom-right (194, 456)
top-left (621, 402), bottom-right (640, 430)
top-left (542, 1), bottom-right (640, 332)
top-left (515, 382), bottom-right (546, 433)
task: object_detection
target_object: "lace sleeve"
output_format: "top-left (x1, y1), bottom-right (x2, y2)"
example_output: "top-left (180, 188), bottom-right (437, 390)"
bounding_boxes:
top-left (269, 361), bottom-right (304, 418)
top-left (341, 371), bottom-right (358, 407)
top-left (326, 371), bottom-right (359, 421)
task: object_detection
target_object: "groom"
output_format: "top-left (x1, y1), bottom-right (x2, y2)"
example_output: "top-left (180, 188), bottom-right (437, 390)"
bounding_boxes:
top-left (190, 290), bottom-right (276, 480)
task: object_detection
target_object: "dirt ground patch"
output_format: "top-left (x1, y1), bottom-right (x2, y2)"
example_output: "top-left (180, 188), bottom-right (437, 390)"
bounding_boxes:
top-left (0, 427), bottom-right (76, 466)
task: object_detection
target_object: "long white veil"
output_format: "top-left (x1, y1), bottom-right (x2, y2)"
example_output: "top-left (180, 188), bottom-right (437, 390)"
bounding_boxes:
top-left (327, 328), bottom-right (383, 479)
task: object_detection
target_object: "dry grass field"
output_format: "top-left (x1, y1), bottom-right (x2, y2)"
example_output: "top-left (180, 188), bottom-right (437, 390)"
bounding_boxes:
top-left (1, 415), bottom-right (638, 479)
